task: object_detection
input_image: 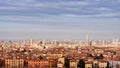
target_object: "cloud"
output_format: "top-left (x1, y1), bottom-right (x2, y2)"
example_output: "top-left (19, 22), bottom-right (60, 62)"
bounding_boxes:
top-left (93, 13), bottom-right (120, 18)
top-left (0, 6), bottom-right (27, 10)
top-left (0, 0), bottom-right (120, 23)
top-left (89, 7), bottom-right (111, 11)
top-left (55, 1), bottom-right (91, 6)
top-left (0, 0), bottom-right (119, 18)
top-left (0, 13), bottom-right (120, 26)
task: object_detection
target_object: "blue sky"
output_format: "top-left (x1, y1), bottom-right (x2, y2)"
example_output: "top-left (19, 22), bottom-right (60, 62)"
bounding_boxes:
top-left (0, 0), bottom-right (120, 40)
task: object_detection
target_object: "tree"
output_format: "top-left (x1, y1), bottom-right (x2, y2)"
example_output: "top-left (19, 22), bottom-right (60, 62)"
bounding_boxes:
top-left (99, 54), bottom-right (104, 59)
top-left (94, 54), bottom-right (104, 59)
top-left (38, 55), bottom-right (43, 59)
top-left (88, 54), bottom-right (93, 57)
top-left (106, 61), bottom-right (110, 68)
top-left (64, 57), bottom-right (70, 68)
top-left (77, 59), bottom-right (85, 68)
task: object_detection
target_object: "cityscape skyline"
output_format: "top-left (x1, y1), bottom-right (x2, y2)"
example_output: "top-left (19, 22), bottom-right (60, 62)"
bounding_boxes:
top-left (0, 0), bottom-right (120, 40)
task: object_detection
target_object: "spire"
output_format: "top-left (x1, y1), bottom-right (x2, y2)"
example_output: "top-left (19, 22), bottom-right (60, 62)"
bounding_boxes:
top-left (30, 39), bottom-right (33, 46)
top-left (86, 34), bottom-right (89, 46)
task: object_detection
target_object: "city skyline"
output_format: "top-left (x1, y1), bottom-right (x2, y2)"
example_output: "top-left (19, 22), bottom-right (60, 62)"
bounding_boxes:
top-left (0, 0), bottom-right (120, 40)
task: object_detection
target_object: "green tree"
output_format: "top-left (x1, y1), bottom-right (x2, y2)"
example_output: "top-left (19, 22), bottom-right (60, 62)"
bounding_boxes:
top-left (106, 61), bottom-right (110, 68)
top-left (64, 57), bottom-right (70, 68)
top-left (99, 54), bottom-right (104, 59)
top-left (77, 59), bottom-right (85, 68)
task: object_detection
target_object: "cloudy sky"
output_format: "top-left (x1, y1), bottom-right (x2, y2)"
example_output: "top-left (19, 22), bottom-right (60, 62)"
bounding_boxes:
top-left (0, 0), bottom-right (120, 40)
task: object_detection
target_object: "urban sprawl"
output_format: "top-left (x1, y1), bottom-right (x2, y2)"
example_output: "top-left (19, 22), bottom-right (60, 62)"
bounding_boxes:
top-left (0, 38), bottom-right (120, 68)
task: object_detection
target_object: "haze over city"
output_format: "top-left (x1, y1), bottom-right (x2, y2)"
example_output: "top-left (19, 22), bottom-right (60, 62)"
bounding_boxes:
top-left (0, 0), bottom-right (120, 40)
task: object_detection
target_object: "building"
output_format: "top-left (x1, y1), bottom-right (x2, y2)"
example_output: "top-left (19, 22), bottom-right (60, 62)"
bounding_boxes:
top-left (57, 61), bottom-right (64, 68)
top-left (70, 59), bottom-right (77, 68)
top-left (49, 60), bottom-right (57, 68)
top-left (98, 60), bottom-right (107, 68)
top-left (58, 57), bottom-right (65, 64)
top-left (5, 58), bottom-right (24, 67)
top-left (85, 61), bottom-right (92, 68)
top-left (28, 59), bottom-right (49, 68)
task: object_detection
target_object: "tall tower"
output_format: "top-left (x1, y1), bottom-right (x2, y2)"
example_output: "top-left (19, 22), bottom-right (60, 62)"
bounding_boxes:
top-left (115, 38), bottom-right (118, 45)
top-left (85, 34), bottom-right (89, 46)
top-left (30, 39), bottom-right (33, 46)
top-left (112, 39), bottom-right (115, 44)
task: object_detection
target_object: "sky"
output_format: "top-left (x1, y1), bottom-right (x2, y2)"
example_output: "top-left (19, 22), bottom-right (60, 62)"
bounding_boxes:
top-left (0, 0), bottom-right (120, 41)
